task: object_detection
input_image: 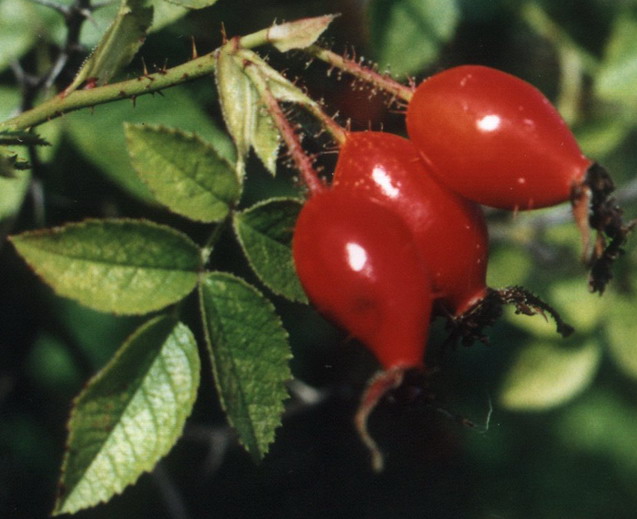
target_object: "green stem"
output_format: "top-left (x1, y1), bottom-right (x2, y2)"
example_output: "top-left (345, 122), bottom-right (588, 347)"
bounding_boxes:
top-left (0, 30), bottom-right (273, 132)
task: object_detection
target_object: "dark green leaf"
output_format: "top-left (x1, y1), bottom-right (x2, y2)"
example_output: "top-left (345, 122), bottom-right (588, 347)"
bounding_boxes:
top-left (10, 219), bottom-right (201, 315)
top-left (368, 0), bottom-right (459, 77)
top-left (233, 198), bottom-right (307, 303)
top-left (125, 124), bottom-right (240, 222)
top-left (199, 272), bottom-right (291, 460)
top-left (53, 316), bottom-right (200, 515)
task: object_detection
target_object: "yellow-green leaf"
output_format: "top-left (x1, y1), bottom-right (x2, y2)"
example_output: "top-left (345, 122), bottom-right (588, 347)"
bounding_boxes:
top-left (500, 340), bottom-right (601, 411)
top-left (125, 124), bottom-right (241, 222)
top-left (10, 219), bottom-right (201, 315)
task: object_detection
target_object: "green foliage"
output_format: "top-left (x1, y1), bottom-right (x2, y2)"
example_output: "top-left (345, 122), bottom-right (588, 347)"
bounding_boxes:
top-left (499, 339), bottom-right (601, 411)
top-left (64, 0), bottom-right (153, 93)
top-left (595, 11), bottom-right (637, 107)
top-left (605, 291), bottom-right (637, 381)
top-left (53, 316), bottom-right (200, 515)
top-left (0, 0), bottom-right (52, 72)
top-left (125, 124), bottom-right (241, 222)
top-left (215, 46), bottom-right (282, 175)
top-left (233, 198), bottom-right (307, 303)
top-left (199, 272), bottom-right (292, 460)
top-left (10, 219), bottom-right (201, 314)
top-left (64, 87), bottom-right (234, 201)
top-left (368, 0), bottom-right (459, 77)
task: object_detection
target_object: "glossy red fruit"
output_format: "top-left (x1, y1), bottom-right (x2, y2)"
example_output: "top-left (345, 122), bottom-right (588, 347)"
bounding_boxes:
top-left (406, 65), bottom-right (592, 211)
top-left (292, 188), bottom-right (433, 370)
top-left (332, 131), bottom-right (488, 316)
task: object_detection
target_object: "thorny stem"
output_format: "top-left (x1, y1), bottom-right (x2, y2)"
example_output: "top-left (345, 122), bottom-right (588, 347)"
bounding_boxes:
top-left (0, 27), bottom-right (280, 132)
top-left (305, 45), bottom-right (414, 104)
top-left (300, 99), bottom-right (347, 146)
top-left (244, 61), bottom-right (326, 195)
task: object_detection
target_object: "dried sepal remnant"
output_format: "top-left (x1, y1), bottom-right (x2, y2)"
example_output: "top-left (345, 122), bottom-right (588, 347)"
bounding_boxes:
top-left (446, 287), bottom-right (574, 347)
top-left (575, 163), bottom-right (637, 294)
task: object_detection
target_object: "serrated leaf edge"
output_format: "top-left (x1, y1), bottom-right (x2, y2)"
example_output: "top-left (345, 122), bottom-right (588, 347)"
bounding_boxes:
top-left (124, 123), bottom-right (241, 221)
top-left (53, 316), bottom-right (200, 515)
top-left (198, 271), bottom-right (292, 459)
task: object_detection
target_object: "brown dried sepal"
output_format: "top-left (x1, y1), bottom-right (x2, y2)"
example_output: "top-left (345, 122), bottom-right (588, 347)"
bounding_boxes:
top-left (572, 162), bottom-right (636, 294)
top-left (445, 286), bottom-right (574, 347)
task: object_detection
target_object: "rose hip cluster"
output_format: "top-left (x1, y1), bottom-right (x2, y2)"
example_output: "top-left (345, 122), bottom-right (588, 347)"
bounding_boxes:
top-left (292, 65), bottom-right (632, 470)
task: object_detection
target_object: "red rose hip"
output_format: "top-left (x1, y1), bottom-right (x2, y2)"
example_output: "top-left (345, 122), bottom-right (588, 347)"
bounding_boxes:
top-left (332, 131), bottom-right (489, 316)
top-left (406, 65), bottom-right (591, 211)
top-left (293, 188), bottom-right (432, 370)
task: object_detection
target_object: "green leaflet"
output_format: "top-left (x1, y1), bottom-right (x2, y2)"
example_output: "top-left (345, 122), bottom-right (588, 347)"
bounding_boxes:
top-left (64, 87), bottom-right (234, 202)
top-left (499, 339), bottom-right (601, 411)
top-left (53, 316), bottom-right (200, 515)
top-left (125, 124), bottom-right (241, 222)
top-left (10, 219), bottom-right (201, 315)
top-left (368, 0), bottom-right (459, 77)
top-left (199, 272), bottom-right (292, 460)
top-left (64, 0), bottom-right (153, 94)
top-left (233, 198), bottom-right (307, 303)
top-left (215, 47), bottom-right (281, 175)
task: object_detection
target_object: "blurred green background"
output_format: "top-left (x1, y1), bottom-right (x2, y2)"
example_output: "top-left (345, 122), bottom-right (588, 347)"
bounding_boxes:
top-left (2, 0), bottom-right (637, 517)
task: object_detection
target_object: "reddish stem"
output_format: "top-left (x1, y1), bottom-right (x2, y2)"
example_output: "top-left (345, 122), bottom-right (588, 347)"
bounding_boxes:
top-left (306, 45), bottom-right (414, 104)
top-left (354, 366), bottom-right (406, 472)
top-left (246, 62), bottom-right (326, 195)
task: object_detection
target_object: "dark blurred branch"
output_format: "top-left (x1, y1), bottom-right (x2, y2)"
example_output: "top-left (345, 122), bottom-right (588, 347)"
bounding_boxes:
top-left (152, 463), bottom-right (192, 519)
